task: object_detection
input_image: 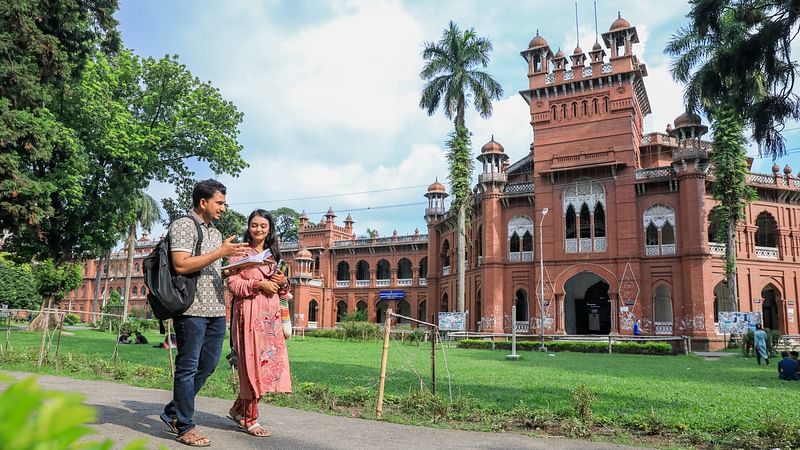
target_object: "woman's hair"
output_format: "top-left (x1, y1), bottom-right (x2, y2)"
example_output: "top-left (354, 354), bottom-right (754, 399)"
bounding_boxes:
top-left (244, 209), bottom-right (281, 262)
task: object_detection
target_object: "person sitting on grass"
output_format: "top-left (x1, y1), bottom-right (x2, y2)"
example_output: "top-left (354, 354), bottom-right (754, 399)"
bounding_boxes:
top-left (134, 331), bottom-right (148, 345)
top-left (778, 351), bottom-right (799, 381)
top-left (118, 331), bottom-right (131, 344)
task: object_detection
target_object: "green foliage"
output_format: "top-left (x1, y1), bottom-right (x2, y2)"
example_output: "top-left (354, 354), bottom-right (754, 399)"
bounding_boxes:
top-left (340, 321), bottom-right (381, 341)
top-left (741, 328), bottom-right (782, 357)
top-left (270, 207), bottom-right (300, 242)
top-left (571, 384), bottom-right (596, 424)
top-left (0, 254), bottom-right (40, 309)
top-left (445, 126), bottom-right (474, 210)
top-left (305, 328), bottom-right (344, 339)
top-left (213, 209), bottom-right (247, 240)
top-left (341, 310), bottom-right (368, 322)
top-left (32, 259), bottom-right (82, 306)
top-left (0, 374), bottom-right (150, 450)
top-left (456, 339), bottom-right (672, 355)
top-left (0, 0), bottom-right (120, 237)
top-left (62, 313), bottom-right (80, 326)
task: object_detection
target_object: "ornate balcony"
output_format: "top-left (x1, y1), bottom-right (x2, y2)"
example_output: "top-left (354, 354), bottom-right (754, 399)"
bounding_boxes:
top-left (655, 322), bottom-right (673, 335)
top-left (336, 280), bottom-right (350, 288)
top-left (397, 279), bottom-right (412, 287)
top-left (376, 279), bottom-right (390, 287)
top-left (709, 242), bottom-right (726, 256)
top-left (755, 246), bottom-right (778, 260)
top-left (443, 266), bottom-right (451, 276)
top-left (514, 321), bottom-right (529, 333)
top-left (419, 278), bottom-right (427, 286)
top-left (356, 280), bottom-right (370, 287)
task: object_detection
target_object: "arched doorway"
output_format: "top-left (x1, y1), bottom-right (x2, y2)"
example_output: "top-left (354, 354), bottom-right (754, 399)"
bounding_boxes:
top-left (440, 293), bottom-right (449, 313)
top-left (336, 300), bottom-right (347, 323)
top-left (396, 300), bottom-right (411, 324)
top-left (761, 285), bottom-right (781, 331)
top-left (376, 300), bottom-right (389, 324)
top-left (564, 273), bottom-right (611, 334)
top-left (308, 299), bottom-right (318, 324)
top-left (356, 299), bottom-right (368, 321)
top-left (713, 281), bottom-right (735, 322)
top-left (515, 289), bottom-right (528, 320)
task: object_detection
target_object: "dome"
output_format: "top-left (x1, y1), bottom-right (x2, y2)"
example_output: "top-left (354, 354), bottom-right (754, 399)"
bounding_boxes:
top-left (427, 179), bottom-right (446, 194)
top-left (528, 31), bottom-right (548, 49)
top-left (573, 46), bottom-right (583, 55)
top-left (554, 48), bottom-right (565, 58)
top-left (592, 42), bottom-right (602, 51)
top-left (772, 163), bottom-right (781, 173)
top-left (673, 111), bottom-right (702, 128)
top-left (325, 206), bottom-right (335, 217)
top-left (481, 137), bottom-right (505, 154)
top-left (296, 247), bottom-right (312, 260)
top-left (344, 213), bottom-right (353, 222)
top-left (299, 210), bottom-right (308, 219)
top-left (783, 164), bottom-right (792, 175)
top-left (610, 13), bottom-right (631, 31)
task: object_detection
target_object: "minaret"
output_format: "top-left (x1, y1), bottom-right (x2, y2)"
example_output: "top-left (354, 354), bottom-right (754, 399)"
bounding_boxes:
top-left (324, 207), bottom-right (336, 224)
top-left (299, 210), bottom-right (308, 229)
top-left (344, 213), bottom-right (354, 234)
top-left (424, 179), bottom-right (448, 224)
top-left (476, 136), bottom-right (509, 193)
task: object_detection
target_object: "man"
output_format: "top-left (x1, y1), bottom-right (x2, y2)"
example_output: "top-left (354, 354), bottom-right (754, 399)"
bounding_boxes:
top-left (778, 351), bottom-right (799, 381)
top-left (160, 179), bottom-right (248, 447)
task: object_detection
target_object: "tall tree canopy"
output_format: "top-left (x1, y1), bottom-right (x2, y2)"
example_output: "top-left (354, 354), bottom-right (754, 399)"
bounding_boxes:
top-left (419, 21), bottom-right (502, 313)
top-left (666, 0), bottom-right (800, 158)
top-left (0, 0), bottom-right (120, 237)
top-left (271, 207), bottom-right (300, 241)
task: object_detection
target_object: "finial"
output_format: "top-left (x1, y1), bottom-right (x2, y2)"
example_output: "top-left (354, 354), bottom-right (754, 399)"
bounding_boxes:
top-left (575, 2), bottom-right (580, 48)
top-left (594, 1), bottom-right (599, 43)
top-left (618, 11), bottom-right (621, 19)
top-left (491, 134), bottom-right (494, 141)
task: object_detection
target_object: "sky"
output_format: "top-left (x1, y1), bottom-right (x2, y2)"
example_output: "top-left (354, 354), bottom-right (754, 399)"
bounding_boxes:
top-left (115, 0), bottom-right (800, 240)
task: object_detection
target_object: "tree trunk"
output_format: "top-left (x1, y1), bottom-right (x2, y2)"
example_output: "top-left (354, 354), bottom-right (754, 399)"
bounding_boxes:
top-left (456, 204), bottom-right (466, 313)
top-left (122, 224), bottom-right (136, 322)
top-left (102, 254), bottom-right (112, 309)
top-left (28, 296), bottom-right (54, 331)
top-left (91, 251), bottom-right (106, 323)
top-left (725, 220), bottom-right (738, 309)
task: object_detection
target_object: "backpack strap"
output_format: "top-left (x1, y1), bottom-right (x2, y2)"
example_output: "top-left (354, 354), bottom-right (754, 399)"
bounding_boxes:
top-left (182, 214), bottom-right (204, 257)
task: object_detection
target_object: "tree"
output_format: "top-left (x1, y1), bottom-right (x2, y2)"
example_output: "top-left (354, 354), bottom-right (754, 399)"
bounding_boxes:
top-left (666, 5), bottom-right (759, 309)
top-left (365, 228), bottom-right (379, 239)
top-left (271, 207), bottom-right (300, 241)
top-left (665, 0), bottom-right (800, 159)
top-left (0, 0), bottom-right (120, 238)
top-left (419, 21), bottom-right (503, 313)
top-left (30, 259), bottom-right (82, 329)
top-left (214, 209), bottom-right (247, 240)
top-left (122, 191), bottom-right (161, 321)
top-left (0, 254), bottom-right (40, 310)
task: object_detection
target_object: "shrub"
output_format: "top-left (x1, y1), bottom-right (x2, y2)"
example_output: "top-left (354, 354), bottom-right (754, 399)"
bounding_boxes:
top-left (571, 384), bottom-right (595, 425)
top-left (306, 328), bottom-right (344, 339)
top-left (340, 321), bottom-right (381, 341)
top-left (62, 313), bottom-right (80, 326)
top-left (341, 310), bottom-right (368, 322)
top-left (456, 339), bottom-right (672, 355)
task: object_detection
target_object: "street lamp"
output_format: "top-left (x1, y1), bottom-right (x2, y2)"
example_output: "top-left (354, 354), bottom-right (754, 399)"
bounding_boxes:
top-left (539, 208), bottom-right (549, 352)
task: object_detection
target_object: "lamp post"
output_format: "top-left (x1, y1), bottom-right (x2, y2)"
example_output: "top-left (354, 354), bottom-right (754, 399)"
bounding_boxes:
top-left (539, 208), bottom-right (549, 352)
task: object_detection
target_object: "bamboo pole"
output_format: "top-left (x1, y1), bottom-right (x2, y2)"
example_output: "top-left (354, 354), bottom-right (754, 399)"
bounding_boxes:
top-left (54, 312), bottom-right (65, 365)
top-left (376, 308), bottom-right (393, 418)
top-left (37, 309), bottom-right (51, 368)
top-left (430, 314), bottom-right (436, 396)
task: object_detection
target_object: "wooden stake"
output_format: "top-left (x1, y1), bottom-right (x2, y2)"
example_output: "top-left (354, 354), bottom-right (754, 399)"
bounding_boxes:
top-left (431, 314), bottom-right (436, 396)
top-left (37, 309), bottom-right (51, 368)
top-left (376, 308), bottom-right (393, 418)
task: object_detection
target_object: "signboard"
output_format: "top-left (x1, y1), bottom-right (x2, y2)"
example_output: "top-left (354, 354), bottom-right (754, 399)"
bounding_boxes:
top-left (438, 312), bottom-right (466, 331)
top-left (378, 290), bottom-right (405, 300)
top-left (718, 311), bottom-right (762, 334)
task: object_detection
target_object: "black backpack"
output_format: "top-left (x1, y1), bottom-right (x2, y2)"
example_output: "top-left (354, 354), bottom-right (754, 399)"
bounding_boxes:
top-left (142, 215), bottom-right (203, 331)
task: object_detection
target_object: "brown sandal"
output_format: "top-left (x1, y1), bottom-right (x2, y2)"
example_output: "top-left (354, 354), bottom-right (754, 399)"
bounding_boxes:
top-left (176, 427), bottom-right (211, 447)
top-left (243, 422), bottom-right (271, 437)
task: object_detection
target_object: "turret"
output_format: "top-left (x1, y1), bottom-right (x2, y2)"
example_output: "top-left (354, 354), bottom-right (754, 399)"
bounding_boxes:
top-left (424, 178), bottom-right (448, 224)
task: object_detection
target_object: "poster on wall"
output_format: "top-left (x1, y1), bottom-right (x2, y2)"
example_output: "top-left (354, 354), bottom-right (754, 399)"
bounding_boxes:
top-left (718, 311), bottom-right (762, 334)
top-left (438, 312), bottom-right (466, 331)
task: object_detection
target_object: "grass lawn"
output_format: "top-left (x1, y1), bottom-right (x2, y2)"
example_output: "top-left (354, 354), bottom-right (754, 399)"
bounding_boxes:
top-left (1, 327), bottom-right (798, 447)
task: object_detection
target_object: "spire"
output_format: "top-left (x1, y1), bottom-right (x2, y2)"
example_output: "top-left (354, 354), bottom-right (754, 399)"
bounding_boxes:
top-left (574, 2), bottom-right (580, 49)
top-left (593, 1), bottom-right (599, 44)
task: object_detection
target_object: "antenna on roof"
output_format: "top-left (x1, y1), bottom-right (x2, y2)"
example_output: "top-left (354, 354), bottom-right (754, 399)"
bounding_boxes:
top-left (594, 1), bottom-right (599, 44)
top-left (575, 2), bottom-right (580, 48)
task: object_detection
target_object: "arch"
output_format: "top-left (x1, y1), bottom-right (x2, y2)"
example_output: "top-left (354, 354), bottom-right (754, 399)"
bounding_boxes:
top-left (561, 103), bottom-right (567, 119)
top-left (336, 261), bottom-right (350, 281)
top-left (646, 223), bottom-right (659, 245)
top-left (440, 292), bottom-right (449, 313)
top-left (755, 212), bottom-right (778, 247)
top-left (565, 204), bottom-right (577, 239)
top-left (134, 262), bottom-right (139, 272)
top-left (708, 218), bottom-right (720, 243)
top-left (442, 240), bottom-right (451, 267)
top-left (396, 300), bottom-right (411, 323)
top-left (515, 289), bottom-right (528, 322)
top-left (308, 299), bottom-right (319, 323)
top-left (419, 257), bottom-right (428, 279)
top-left (564, 272), bottom-right (611, 335)
top-left (336, 300), bottom-right (348, 322)
top-left (571, 102), bottom-right (577, 118)
top-left (582, 100), bottom-right (588, 116)
top-left (508, 216), bottom-right (533, 239)
top-left (662, 222), bottom-right (675, 245)
top-left (551, 105), bottom-right (557, 121)
top-left (509, 232), bottom-right (520, 253)
top-left (477, 225), bottom-right (483, 257)
top-left (522, 231), bottom-right (533, 252)
top-left (356, 260), bottom-right (369, 281)
top-left (603, 96), bottom-right (609, 112)
top-left (579, 203), bottom-right (591, 238)
top-left (397, 258), bottom-right (413, 279)
top-left (713, 282), bottom-right (735, 321)
top-left (132, 286), bottom-right (138, 297)
top-left (376, 259), bottom-right (391, 280)
top-left (653, 285), bottom-right (673, 323)
top-left (376, 300), bottom-right (390, 323)
top-left (418, 300), bottom-right (427, 321)
top-left (594, 203), bottom-right (606, 238)
top-left (592, 98), bottom-right (599, 114)
top-left (356, 299), bottom-right (368, 311)
top-left (643, 204), bottom-right (677, 256)
top-left (761, 284), bottom-right (781, 331)
top-left (553, 264), bottom-right (619, 297)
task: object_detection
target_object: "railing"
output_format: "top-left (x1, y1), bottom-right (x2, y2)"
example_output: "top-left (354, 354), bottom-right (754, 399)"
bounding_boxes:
top-left (749, 173), bottom-right (775, 184)
top-left (479, 173), bottom-right (507, 184)
top-left (443, 266), bottom-right (451, 276)
top-left (709, 242), bottom-right (726, 256)
top-left (580, 238), bottom-right (592, 253)
top-left (515, 321), bottom-right (529, 333)
top-left (397, 279), bottom-right (412, 287)
top-left (601, 63), bottom-right (613, 73)
top-left (582, 66), bottom-right (593, 77)
top-left (419, 278), bottom-right (427, 286)
top-left (755, 246), bottom-right (778, 260)
top-left (504, 181), bottom-right (534, 194)
top-left (308, 321), bottom-right (318, 329)
top-left (655, 322), bottom-right (673, 335)
top-left (336, 280), bottom-right (350, 288)
top-left (564, 70), bottom-right (574, 80)
top-left (509, 252), bottom-right (520, 262)
top-left (376, 279), bottom-right (390, 287)
top-left (566, 238), bottom-right (577, 253)
top-left (356, 280), bottom-right (370, 287)
top-left (645, 245), bottom-right (660, 256)
top-left (595, 237), bottom-right (607, 252)
top-left (634, 166), bottom-right (675, 180)
top-left (545, 73), bottom-right (555, 84)
top-left (662, 244), bottom-right (676, 255)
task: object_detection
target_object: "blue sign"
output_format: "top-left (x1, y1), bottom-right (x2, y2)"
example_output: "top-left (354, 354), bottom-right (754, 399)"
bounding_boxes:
top-left (379, 290), bottom-right (405, 300)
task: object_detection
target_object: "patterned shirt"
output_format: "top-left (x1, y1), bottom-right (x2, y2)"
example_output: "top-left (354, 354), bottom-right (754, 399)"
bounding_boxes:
top-left (169, 213), bottom-right (225, 317)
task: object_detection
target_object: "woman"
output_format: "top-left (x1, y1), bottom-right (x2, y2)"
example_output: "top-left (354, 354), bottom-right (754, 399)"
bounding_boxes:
top-left (225, 209), bottom-right (292, 437)
top-left (754, 323), bottom-right (769, 366)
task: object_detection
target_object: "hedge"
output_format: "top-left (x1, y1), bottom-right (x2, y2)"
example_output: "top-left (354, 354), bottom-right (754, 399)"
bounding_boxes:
top-left (457, 339), bottom-right (672, 355)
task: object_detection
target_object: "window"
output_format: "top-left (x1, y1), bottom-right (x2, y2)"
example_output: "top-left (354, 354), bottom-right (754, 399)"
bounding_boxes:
top-left (643, 204), bottom-right (677, 256)
top-left (376, 259), bottom-right (391, 280)
top-left (440, 293), bottom-right (449, 313)
top-left (522, 231), bottom-right (533, 252)
top-left (418, 257), bottom-right (428, 279)
top-left (397, 258), bottom-right (412, 280)
top-left (653, 285), bottom-right (673, 335)
top-left (755, 212), bottom-right (777, 248)
top-left (603, 97), bottom-right (609, 112)
top-left (309, 300), bottom-right (318, 322)
top-left (336, 262), bottom-right (350, 281)
top-left (593, 98), bottom-right (599, 114)
top-left (582, 100), bottom-right (588, 116)
top-left (356, 261), bottom-right (369, 281)
top-left (509, 233), bottom-right (520, 253)
top-left (442, 240), bottom-right (451, 267)
top-left (551, 105), bottom-right (557, 121)
top-left (507, 216), bottom-right (533, 261)
top-left (336, 300), bottom-right (347, 322)
top-left (563, 179), bottom-right (606, 253)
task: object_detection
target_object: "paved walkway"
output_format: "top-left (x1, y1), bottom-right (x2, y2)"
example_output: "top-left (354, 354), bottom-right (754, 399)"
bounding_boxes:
top-left (4, 372), bottom-right (652, 450)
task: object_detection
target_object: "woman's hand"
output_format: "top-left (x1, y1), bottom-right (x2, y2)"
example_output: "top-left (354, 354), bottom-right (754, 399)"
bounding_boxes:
top-left (269, 271), bottom-right (287, 288)
top-left (259, 280), bottom-right (280, 296)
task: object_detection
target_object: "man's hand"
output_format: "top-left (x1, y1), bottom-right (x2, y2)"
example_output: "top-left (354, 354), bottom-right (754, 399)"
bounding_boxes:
top-left (220, 236), bottom-right (249, 258)
top-left (259, 280), bottom-right (280, 296)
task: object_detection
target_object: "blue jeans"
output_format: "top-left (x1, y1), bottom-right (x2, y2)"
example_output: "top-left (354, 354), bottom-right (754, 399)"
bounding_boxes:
top-left (163, 315), bottom-right (226, 435)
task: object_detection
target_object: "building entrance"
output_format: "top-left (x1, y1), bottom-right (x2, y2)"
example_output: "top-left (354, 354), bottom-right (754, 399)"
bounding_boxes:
top-left (564, 272), bottom-right (611, 335)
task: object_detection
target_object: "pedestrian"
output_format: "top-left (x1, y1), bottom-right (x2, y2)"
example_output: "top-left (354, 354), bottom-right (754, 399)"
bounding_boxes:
top-left (633, 319), bottom-right (641, 336)
top-left (159, 179), bottom-right (248, 447)
top-left (224, 209), bottom-right (292, 438)
top-left (753, 323), bottom-right (769, 366)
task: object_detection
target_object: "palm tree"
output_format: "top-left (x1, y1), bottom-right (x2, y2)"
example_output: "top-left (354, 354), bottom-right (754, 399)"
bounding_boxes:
top-left (419, 21), bottom-right (503, 313)
top-left (666, 6), bottom-right (757, 309)
top-left (122, 191), bottom-right (161, 321)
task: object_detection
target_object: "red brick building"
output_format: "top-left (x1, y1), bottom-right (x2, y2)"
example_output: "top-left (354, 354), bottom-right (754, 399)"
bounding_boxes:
top-left (67, 15), bottom-right (800, 350)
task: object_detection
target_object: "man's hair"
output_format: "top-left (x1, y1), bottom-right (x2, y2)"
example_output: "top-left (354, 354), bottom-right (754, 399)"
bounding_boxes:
top-left (781, 351), bottom-right (789, 358)
top-left (791, 351), bottom-right (799, 357)
top-left (192, 179), bottom-right (227, 208)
